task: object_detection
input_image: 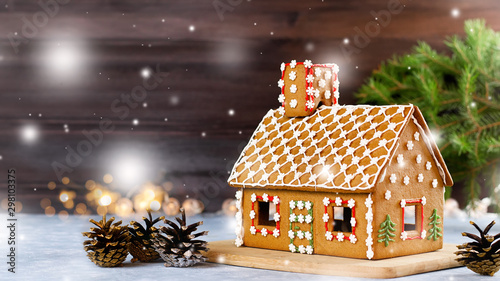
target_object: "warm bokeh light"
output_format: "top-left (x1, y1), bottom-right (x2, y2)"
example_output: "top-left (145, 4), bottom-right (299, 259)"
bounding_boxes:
top-left (150, 200), bottom-right (161, 211)
top-left (96, 206), bottom-right (107, 216)
top-left (58, 210), bottom-right (69, 220)
top-left (75, 203), bottom-right (87, 215)
top-left (40, 198), bottom-right (51, 209)
top-left (59, 192), bottom-right (69, 202)
top-left (85, 180), bottom-right (96, 190)
top-left (103, 174), bottom-right (113, 184)
top-left (115, 198), bottom-right (134, 217)
top-left (163, 197), bottom-right (181, 216)
top-left (62, 177), bottom-right (70, 185)
top-left (99, 195), bottom-right (112, 206)
top-left (47, 181), bottom-right (56, 190)
top-left (222, 198), bottom-right (238, 216)
top-left (45, 206), bottom-right (56, 217)
top-left (182, 198), bottom-right (204, 216)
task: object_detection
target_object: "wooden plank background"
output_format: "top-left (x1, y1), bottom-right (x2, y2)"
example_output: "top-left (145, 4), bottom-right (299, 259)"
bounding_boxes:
top-left (0, 0), bottom-right (499, 213)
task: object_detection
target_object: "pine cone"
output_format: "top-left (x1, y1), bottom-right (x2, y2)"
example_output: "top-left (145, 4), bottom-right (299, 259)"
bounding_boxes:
top-left (82, 214), bottom-right (130, 267)
top-left (152, 208), bottom-right (209, 267)
top-left (455, 221), bottom-right (500, 276)
top-left (128, 210), bottom-right (164, 262)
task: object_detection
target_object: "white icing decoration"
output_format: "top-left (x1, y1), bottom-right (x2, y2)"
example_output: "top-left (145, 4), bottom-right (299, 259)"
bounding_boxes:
top-left (335, 197), bottom-right (342, 206)
top-left (319, 79), bottom-right (326, 88)
top-left (277, 107), bottom-right (285, 115)
top-left (273, 229), bottom-right (280, 237)
top-left (421, 230), bottom-right (426, 239)
top-left (261, 228), bottom-right (268, 237)
top-left (315, 68), bottom-right (322, 77)
top-left (289, 71), bottom-right (297, 81)
top-left (418, 173), bottom-right (424, 182)
top-left (297, 214), bottom-right (305, 223)
top-left (298, 245), bottom-right (305, 254)
top-left (400, 199), bottom-right (406, 208)
top-left (325, 71), bottom-right (332, 80)
top-left (414, 132), bottom-right (420, 141)
top-left (349, 234), bottom-right (357, 244)
top-left (290, 60), bottom-right (297, 68)
top-left (288, 230), bottom-right (295, 239)
top-left (347, 199), bottom-right (355, 209)
top-left (305, 201), bottom-right (312, 210)
top-left (289, 244), bottom-right (296, 253)
top-left (262, 193), bottom-right (269, 202)
top-left (403, 176), bottom-right (410, 185)
top-left (234, 190), bottom-right (244, 247)
top-left (249, 210), bottom-right (256, 219)
top-left (290, 99), bottom-right (298, 108)
top-left (305, 214), bottom-right (313, 224)
top-left (306, 245), bottom-right (314, 255)
top-left (400, 231), bottom-right (408, 241)
top-left (274, 213), bottom-right (281, 222)
top-left (304, 59), bottom-right (313, 68)
top-left (278, 79), bottom-right (284, 88)
top-left (250, 226), bottom-right (256, 235)
top-left (278, 94), bottom-right (285, 103)
top-left (390, 174), bottom-right (397, 183)
top-left (333, 80), bottom-right (340, 88)
top-left (305, 231), bottom-right (313, 241)
top-left (397, 154), bottom-right (404, 164)
top-left (297, 230), bottom-right (304, 239)
top-left (365, 194), bottom-right (374, 259)
top-left (421, 196), bottom-right (426, 205)
top-left (325, 231), bottom-right (333, 241)
top-left (432, 179), bottom-right (438, 188)
top-left (251, 193), bottom-right (257, 202)
top-left (297, 200), bottom-right (305, 210)
top-left (385, 190), bottom-right (391, 200)
top-left (407, 141), bottom-right (414, 150)
top-left (322, 213), bottom-right (329, 222)
top-left (350, 217), bottom-right (356, 227)
top-left (306, 74), bottom-right (314, 83)
top-left (332, 64), bottom-right (339, 73)
top-left (290, 84), bottom-right (297, 94)
top-left (426, 161), bottom-right (432, 170)
top-left (280, 62), bottom-right (285, 72)
top-left (337, 232), bottom-right (344, 242)
top-left (289, 213), bottom-right (296, 222)
top-left (416, 154), bottom-right (422, 164)
top-left (334, 91), bottom-right (340, 99)
top-left (306, 100), bottom-right (315, 109)
top-left (314, 89), bottom-right (320, 98)
top-left (324, 90), bottom-right (331, 99)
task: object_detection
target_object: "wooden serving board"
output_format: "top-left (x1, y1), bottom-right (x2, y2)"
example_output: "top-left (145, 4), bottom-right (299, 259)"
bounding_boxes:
top-left (206, 240), bottom-right (461, 279)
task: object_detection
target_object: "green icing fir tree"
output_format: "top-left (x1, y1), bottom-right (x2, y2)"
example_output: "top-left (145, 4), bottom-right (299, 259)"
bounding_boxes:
top-left (378, 214), bottom-right (396, 247)
top-left (356, 19), bottom-right (500, 209)
top-left (427, 209), bottom-right (443, 241)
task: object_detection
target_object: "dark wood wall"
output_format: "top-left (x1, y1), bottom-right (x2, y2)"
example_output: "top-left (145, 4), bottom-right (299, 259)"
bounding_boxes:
top-left (1, 0), bottom-right (499, 213)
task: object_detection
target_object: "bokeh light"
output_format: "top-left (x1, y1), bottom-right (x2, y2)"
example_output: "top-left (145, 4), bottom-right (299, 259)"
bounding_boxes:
top-left (20, 124), bottom-right (39, 144)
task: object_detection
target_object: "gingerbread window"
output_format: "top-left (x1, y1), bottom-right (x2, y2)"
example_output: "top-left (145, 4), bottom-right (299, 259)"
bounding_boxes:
top-left (332, 206), bottom-right (352, 232)
top-left (257, 201), bottom-right (277, 226)
top-left (249, 193), bottom-right (281, 238)
top-left (400, 197), bottom-right (426, 240)
top-left (323, 197), bottom-right (357, 243)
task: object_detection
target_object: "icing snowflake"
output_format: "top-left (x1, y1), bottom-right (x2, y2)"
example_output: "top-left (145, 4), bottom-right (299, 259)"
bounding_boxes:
top-left (262, 193), bottom-right (269, 202)
top-left (289, 244), bottom-right (296, 253)
top-left (273, 229), bottom-right (280, 237)
top-left (247, 171), bottom-right (256, 179)
top-left (290, 60), bottom-right (297, 68)
top-left (288, 230), bottom-right (295, 239)
top-left (306, 100), bottom-right (315, 109)
top-left (397, 154), bottom-right (404, 164)
top-left (390, 174), bottom-right (397, 183)
top-left (365, 195), bottom-right (373, 208)
top-left (278, 79), bottom-right (284, 88)
top-left (334, 91), bottom-right (340, 99)
top-left (306, 86), bottom-right (315, 96)
top-left (337, 232), bottom-right (344, 242)
top-left (274, 213), bottom-right (281, 222)
top-left (297, 230), bottom-right (304, 239)
top-left (388, 123), bottom-right (397, 130)
top-left (333, 80), bottom-right (340, 88)
top-left (403, 176), bottom-right (410, 185)
top-left (249, 210), bottom-right (256, 219)
top-left (280, 62), bottom-right (285, 72)
top-left (366, 249), bottom-right (374, 260)
top-left (324, 90), bottom-right (331, 99)
top-left (289, 71), bottom-right (297, 81)
top-left (325, 71), bottom-right (332, 80)
top-left (325, 231), bottom-right (333, 241)
top-left (426, 161), bottom-right (432, 170)
top-left (306, 74), bottom-right (314, 83)
top-left (305, 201), bottom-right (312, 210)
top-left (347, 199), bottom-right (355, 209)
top-left (416, 154), bottom-right (422, 164)
top-left (306, 245), bottom-right (313, 255)
top-left (272, 196), bottom-right (280, 205)
top-left (315, 68), bottom-right (322, 77)
top-left (305, 214), bottom-right (313, 224)
top-left (421, 196), bottom-right (426, 205)
top-left (297, 214), bottom-right (305, 223)
top-left (319, 79), bottom-right (326, 88)
top-left (304, 59), bottom-right (313, 68)
top-left (305, 231), bottom-right (313, 241)
top-left (250, 226), bottom-right (256, 235)
top-left (290, 99), bottom-right (298, 108)
top-left (400, 199), bottom-right (406, 208)
top-left (297, 201), bottom-right (305, 210)
top-left (298, 245), bottom-right (306, 254)
top-left (261, 228), bottom-right (268, 237)
top-left (385, 190), bottom-right (391, 200)
top-left (407, 141), bottom-right (414, 150)
top-left (379, 139), bottom-right (388, 147)
top-left (350, 217), bottom-right (356, 227)
top-left (414, 132), bottom-right (420, 141)
top-left (251, 193), bottom-right (257, 202)
top-left (278, 94), bottom-right (285, 103)
top-left (235, 190), bottom-right (242, 200)
top-left (349, 234), bottom-right (357, 244)
top-left (335, 197), bottom-right (342, 206)
top-left (332, 64), bottom-right (339, 73)
top-left (322, 213), bottom-right (329, 222)
top-left (314, 89), bottom-right (320, 98)
top-left (290, 84), bottom-right (297, 94)
top-left (418, 173), bottom-right (424, 182)
top-left (277, 106), bottom-right (285, 115)
top-left (289, 213), bottom-right (296, 222)
top-left (235, 237), bottom-right (243, 247)
top-left (432, 179), bottom-right (438, 188)
top-left (365, 211), bottom-right (373, 222)
top-left (400, 231), bottom-right (408, 241)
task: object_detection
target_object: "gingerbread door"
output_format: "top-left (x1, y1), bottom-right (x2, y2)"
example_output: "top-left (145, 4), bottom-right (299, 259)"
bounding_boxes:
top-left (287, 199), bottom-right (314, 254)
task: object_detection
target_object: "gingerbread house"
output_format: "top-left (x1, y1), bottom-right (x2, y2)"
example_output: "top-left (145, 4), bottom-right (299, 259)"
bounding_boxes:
top-left (228, 103), bottom-right (453, 260)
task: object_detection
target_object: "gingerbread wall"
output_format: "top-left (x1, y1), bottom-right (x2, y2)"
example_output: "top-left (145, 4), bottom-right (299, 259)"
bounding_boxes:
top-left (240, 188), bottom-right (372, 259)
top-left (371, 116), bottom-right (445, 259)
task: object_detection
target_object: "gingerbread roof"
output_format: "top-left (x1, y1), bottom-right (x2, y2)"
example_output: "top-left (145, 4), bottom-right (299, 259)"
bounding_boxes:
top-left (228, 104), bottom-right (453, 191)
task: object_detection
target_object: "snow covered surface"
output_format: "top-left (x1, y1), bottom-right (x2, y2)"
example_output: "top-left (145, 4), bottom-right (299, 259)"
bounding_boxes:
top-left (1, 213), bottom-right (500, 280)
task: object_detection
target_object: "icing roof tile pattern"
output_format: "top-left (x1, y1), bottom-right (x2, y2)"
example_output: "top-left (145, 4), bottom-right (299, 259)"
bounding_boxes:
top-left (228, 105), bottom-right (414, 191)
